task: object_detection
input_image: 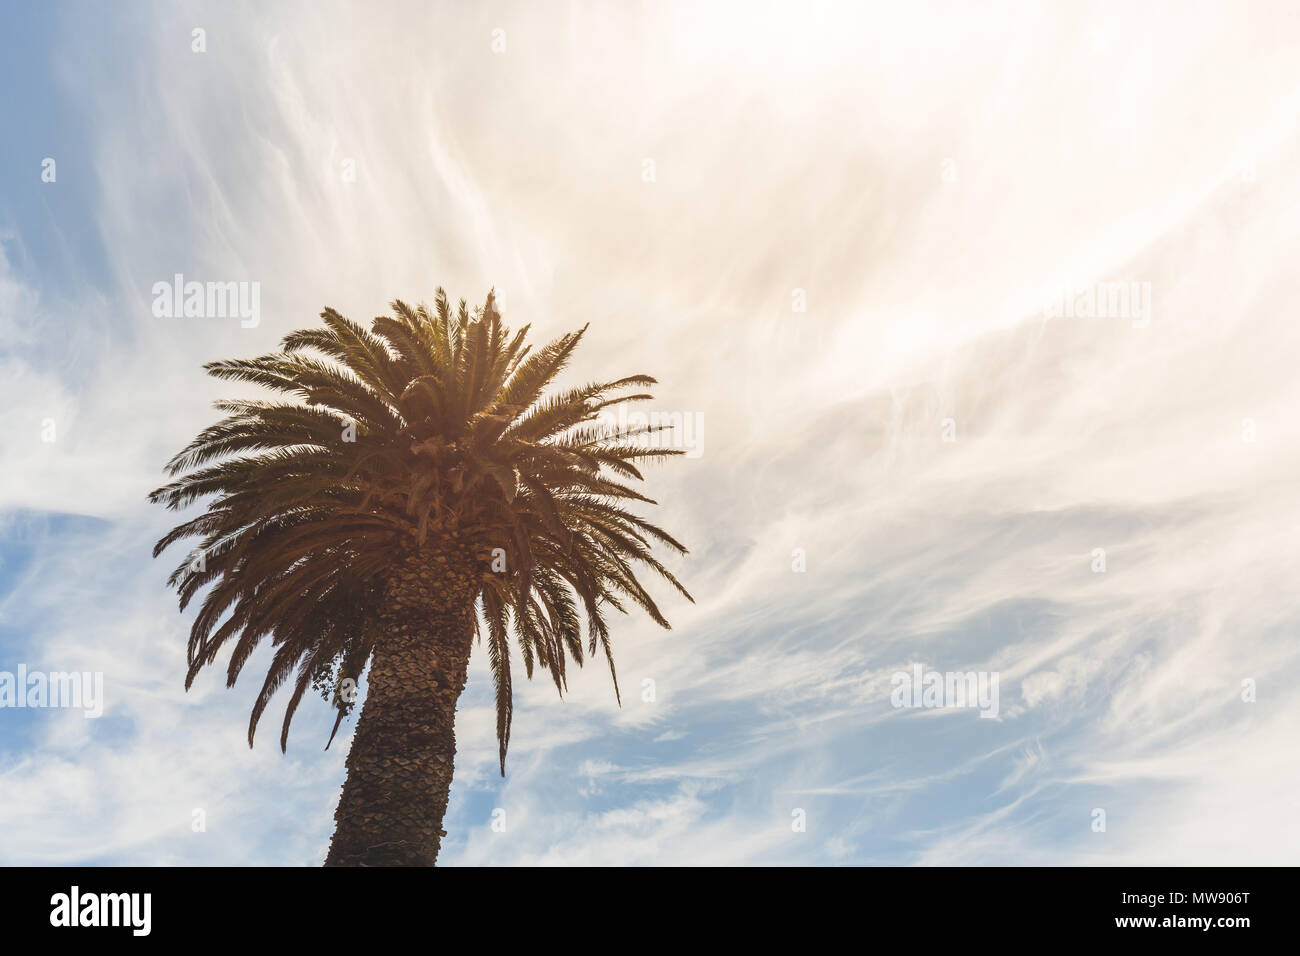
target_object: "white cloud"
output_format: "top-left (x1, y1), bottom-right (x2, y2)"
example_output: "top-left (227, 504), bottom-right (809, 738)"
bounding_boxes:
top-left (4, 0), bottom-right (1300, 864)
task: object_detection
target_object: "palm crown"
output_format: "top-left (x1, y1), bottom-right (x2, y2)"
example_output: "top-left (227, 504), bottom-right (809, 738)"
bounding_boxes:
top-left (150, 290), bottom-right (691, 779)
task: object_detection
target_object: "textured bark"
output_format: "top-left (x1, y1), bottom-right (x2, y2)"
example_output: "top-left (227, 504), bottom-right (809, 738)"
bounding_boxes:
top-left (324, 548), bottom-right (478, 866)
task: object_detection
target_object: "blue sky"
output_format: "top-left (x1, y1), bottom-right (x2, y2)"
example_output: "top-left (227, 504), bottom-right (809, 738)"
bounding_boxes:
top-left (3, 0), bottom-right (1300, 865)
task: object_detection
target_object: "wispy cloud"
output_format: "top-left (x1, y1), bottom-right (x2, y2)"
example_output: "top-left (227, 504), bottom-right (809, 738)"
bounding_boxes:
top-left (3, 0), bottom-right (1299, 865)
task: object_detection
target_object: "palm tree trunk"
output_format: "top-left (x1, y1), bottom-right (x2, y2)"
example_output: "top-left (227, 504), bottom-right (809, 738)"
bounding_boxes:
top-left (324, 552), bottom-right (477, 866)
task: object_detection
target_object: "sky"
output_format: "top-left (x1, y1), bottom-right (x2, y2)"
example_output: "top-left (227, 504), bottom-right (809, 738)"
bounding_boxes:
top-left (2, 0), bottom-right (1300, 865)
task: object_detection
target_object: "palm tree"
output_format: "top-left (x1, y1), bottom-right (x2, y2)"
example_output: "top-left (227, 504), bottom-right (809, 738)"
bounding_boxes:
top-left (150, 290), bottom-right (691, 866)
